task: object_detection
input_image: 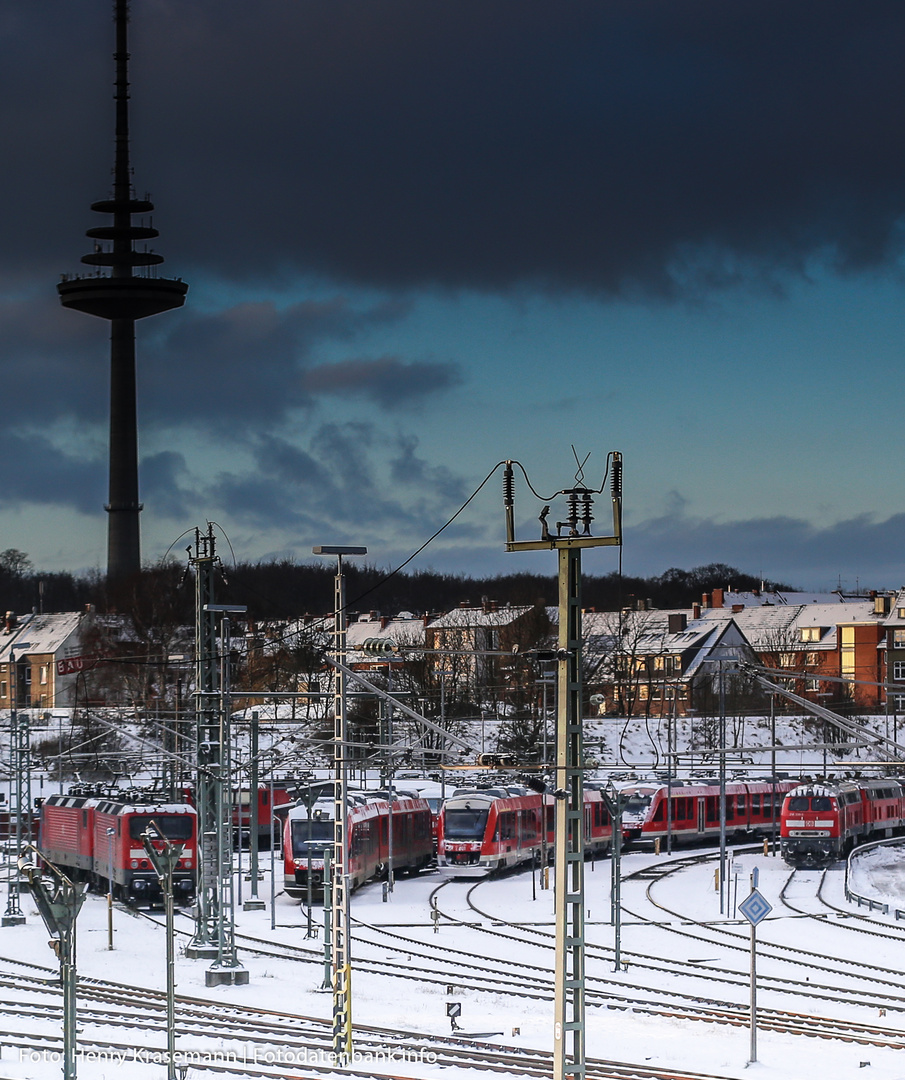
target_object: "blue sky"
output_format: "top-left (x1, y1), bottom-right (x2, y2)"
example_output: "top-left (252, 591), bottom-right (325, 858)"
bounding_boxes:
top-left (2, 1), bottom-right (905, 592)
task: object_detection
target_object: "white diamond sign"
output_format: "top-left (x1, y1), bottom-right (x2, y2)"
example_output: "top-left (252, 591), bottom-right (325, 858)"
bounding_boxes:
top-left (738, 889), bottom-right (772, 927)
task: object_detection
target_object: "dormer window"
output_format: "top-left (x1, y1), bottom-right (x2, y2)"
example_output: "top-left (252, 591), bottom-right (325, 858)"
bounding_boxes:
top-left (800, 626), bottom-right (823, 642)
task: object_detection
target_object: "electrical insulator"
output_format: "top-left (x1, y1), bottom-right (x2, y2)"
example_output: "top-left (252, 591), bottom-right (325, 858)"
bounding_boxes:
top-left (580, 490), bottom-right (593, 535)
top-left (611, 454), bottom-right (622, 500)
top-left (503, 461), bottom-right (514, 509)
top-left (362, 637), bottom-right (397, 654)
top-left (565, 488), bottom-right (584, 536)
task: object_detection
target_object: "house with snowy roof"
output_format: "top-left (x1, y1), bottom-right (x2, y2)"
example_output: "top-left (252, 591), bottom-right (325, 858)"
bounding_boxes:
top-left (0, 609), bottom-right (98, 709)
top-left (582, 607), bottom-right (757, 717)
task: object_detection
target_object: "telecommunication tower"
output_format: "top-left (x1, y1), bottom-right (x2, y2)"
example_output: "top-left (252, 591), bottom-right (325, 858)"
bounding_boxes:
top-left (58, 0), bottom-right (188, 579)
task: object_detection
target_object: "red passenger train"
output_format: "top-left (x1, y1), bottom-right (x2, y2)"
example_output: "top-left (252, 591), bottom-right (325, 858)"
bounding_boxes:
top-left (620, 778), bottom-right (801, 847)
top-left (780, 779), bottom-right (905, 867)
top-left (437, 785), bottom-right (613, 876)
top-left (39, 788), bottom-right (197, 905)
top-left (283, 789), bottom-right (434, 897)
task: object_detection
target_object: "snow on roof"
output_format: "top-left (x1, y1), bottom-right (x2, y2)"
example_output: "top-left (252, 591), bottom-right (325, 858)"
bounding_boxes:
top-left (0, 611), bottom-right (84, 661)
top-left (428, 603), bottom-right (533, 629)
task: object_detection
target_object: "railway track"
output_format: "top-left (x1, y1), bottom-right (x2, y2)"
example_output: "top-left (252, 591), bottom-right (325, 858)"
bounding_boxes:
top-left (0, 957), bottom-right (752, 1080)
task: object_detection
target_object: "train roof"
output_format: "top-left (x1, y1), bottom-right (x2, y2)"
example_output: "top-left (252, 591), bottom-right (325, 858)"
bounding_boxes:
top-left (43, 792), bottom-right (197, 814)
top-left (93, 800), bottom-right (196, 815)
top-left (285, 790), bottom-right (430, 821)
top-left (786, 781), bottom-right (858, 798)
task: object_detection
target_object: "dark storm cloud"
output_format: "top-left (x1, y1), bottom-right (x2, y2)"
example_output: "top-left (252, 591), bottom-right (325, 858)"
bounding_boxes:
top-left (0, 296), bottom-right (108, 424)
top-left (627, 508), bottom-right (905, 590)
top-left (140, 297), bottom-right (453, 430)
top-left (211, 424), bottom-right (467, 535)
top-left (302, 357), bottom-right (462, 409)
top-left (8, 1), bottom-right (905, 295)
top-left (140, 450), bottom-right (195, 518)
top-left (0, 430), bottom-right (101, 513)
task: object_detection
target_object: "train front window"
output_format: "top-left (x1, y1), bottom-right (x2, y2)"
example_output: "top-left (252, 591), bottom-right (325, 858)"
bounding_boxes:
top-left (291, 820), bottom-right (333, 858)
top-left (811, 797), bottom-right (832, 812)
top-left (444, 808), bottom-right (489, 839)
top-left (129, 815), bottom-right (194, 841)
top-left (622, 795), bottom-right (651, 816)
top-left (788, 797), bottom-right (810, 812)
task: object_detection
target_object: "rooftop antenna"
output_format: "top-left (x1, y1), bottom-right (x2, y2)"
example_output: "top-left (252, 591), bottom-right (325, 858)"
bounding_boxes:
top-left (58, 0), bottom-right (188, 580)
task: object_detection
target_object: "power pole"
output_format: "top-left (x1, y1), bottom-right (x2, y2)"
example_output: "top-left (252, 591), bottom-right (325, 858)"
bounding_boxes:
top-left (314, 545), bottom-right (367, 1064)
top-left (186, 526), bottom-right (248, 984)
top-left (504, 453), bottom-right (622, 1080)
top-left (187, 526), bottom-right (219, 960)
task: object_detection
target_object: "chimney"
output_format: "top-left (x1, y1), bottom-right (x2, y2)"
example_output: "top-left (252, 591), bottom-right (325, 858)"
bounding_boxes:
top-left (711, 588), bottom-right (724, 609)
top-left (692, 603), bottom-right (701, 619)
top-left (380, 616), bottom-right (390, 630)
top-left (732, 604), bottom-right (744, 614)
top-left (4, 612), bottom-right (16, 635)
top-left (668, 613), bottom-right (687, 634)
top-left (702, 593), bottom-right (710, 609)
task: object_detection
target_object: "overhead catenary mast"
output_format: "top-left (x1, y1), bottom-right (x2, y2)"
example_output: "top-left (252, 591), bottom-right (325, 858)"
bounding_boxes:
top-left (58, 0), bottom-right (188, 579)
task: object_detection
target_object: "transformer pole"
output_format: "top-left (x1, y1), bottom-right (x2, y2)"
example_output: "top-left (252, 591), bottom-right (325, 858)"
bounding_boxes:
top-left (503, 453), bottom-right (622, 1080)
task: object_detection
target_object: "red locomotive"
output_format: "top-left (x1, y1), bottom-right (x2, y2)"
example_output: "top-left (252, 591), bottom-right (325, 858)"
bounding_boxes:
top-left (620, 778), bottom-right (800, 847)
top-left (437, 785), bottom-right (612, 876)
top-left (39, 788), bottom-right (197, 905)
top-left (780, 779), bottom-right (905, 867)
top-left (283, 789), bottom-right (434, 897)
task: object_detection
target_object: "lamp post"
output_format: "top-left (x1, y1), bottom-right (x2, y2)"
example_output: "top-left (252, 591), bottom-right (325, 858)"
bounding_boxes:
top-left (313, 544), bottom-right (367, 1064)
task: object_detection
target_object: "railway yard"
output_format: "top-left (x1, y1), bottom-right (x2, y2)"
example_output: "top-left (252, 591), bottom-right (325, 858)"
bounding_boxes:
top-left (0, 841), bottom-right (903, 1079)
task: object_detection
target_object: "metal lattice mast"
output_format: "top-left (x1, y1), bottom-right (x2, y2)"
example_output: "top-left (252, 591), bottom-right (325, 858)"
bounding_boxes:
top-left (187, 527), bottom-right (220, 959)
top-left (208, 609), bottom-right (247, 983)
top-left (554, 545), bottom-right (586, 1078)
top-left (4, 641), bottom-right (32, 926)
top-left (504, 454), bottom-right (622, 1080)
top-left (314, 545), bottom-right (367, 1063)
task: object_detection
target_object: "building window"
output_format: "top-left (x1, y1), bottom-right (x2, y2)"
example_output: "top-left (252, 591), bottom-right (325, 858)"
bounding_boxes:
top-left (0, 680), bottom-right (5, 698)
top-left (894, 695), bottom-right (905, 712)
top-left (893, 661), bottom-right (905, 682)
top-left (893, 629), bottom-right (905, 649)
top-left (39, 666), bottom-right (48, 686)
top-left (800, 626), bottom-right (823, 642)
top-left (841, 625), bottom-right (855, 680)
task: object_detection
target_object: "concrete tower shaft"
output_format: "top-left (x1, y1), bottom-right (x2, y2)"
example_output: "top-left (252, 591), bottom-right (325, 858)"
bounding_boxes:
top-left (58, 0), bottom-right (188, 579)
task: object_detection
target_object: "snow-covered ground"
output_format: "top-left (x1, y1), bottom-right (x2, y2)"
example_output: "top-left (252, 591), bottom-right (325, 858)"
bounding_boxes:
top-left (1, 839), bottom-right (905, 1080)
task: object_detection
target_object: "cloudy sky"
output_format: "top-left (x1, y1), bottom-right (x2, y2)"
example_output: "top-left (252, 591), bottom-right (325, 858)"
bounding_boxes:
top-left (3, 1), bottom-right (905, 591)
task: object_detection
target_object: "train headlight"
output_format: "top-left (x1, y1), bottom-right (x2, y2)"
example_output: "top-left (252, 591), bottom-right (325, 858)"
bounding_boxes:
top-left (130, 860), bottom-right (139, 869)
top-left (133, 880), bottom-right (147, 891)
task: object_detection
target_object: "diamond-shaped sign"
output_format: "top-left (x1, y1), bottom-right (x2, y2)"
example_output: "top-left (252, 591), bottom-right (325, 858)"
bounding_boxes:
top-left (738, 888), bottom-right (772, 927)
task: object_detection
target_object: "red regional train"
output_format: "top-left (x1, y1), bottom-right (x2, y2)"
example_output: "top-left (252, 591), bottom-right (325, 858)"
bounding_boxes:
top-left (619, 778), bottom-right (801, 847)
top-left (283, 789), bottom-right (434, 897)
top-left (437, 785), bottom-right (613, 876)
top-left (780, 779), bottom-right (905, 867)
top-left (39, 788), bottom-right (197, 905)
